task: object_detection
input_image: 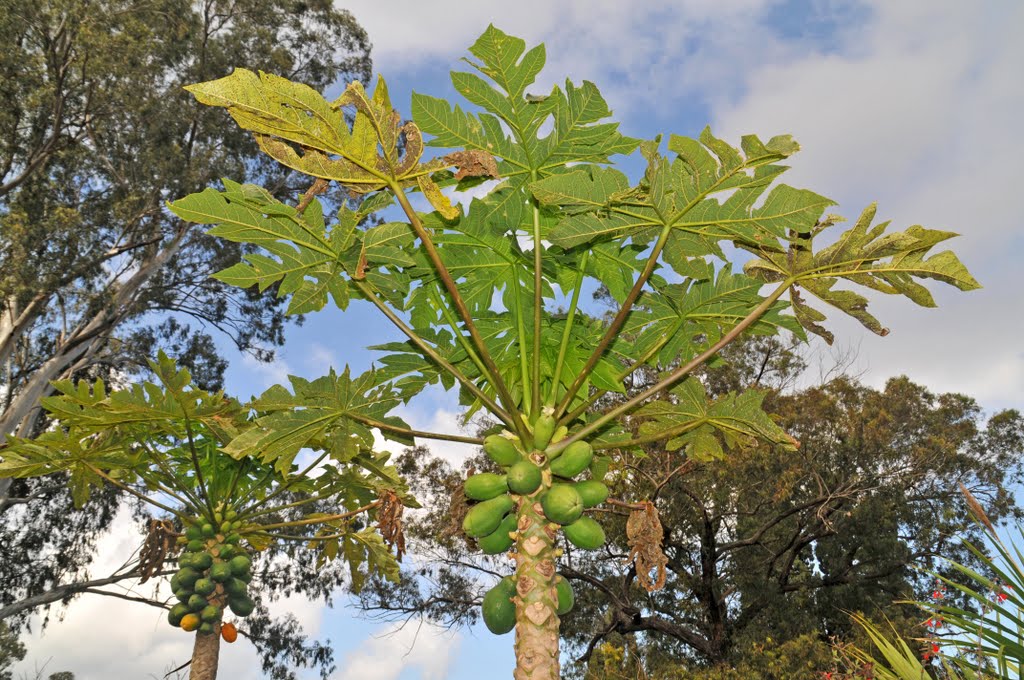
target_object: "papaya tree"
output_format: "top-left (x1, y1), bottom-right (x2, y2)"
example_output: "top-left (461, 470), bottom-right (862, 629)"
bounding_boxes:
top-left (166, 26), bottom-right (979, 679)
top-left (0, 353), bottom-right (410, 679)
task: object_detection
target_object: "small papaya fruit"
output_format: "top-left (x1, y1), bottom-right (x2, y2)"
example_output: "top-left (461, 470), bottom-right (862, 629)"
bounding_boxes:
top-left (541, 484), bottom-right (584, 525)
top-left (506, 460), bottom-right (542, 495)
top-left (482, 577), bottom-right (516, 635)
top-left (574, 480), bottom-right (609, 508)
top-left (210, 562), bottom-right (233, 583)
top-left (563, 516), bottom-right (606, 550)
top-left (464, 473), bottom-right (509, 501)
top-left (549, 440), bottom-right (593, 478)
top-left (477, 513), bottom-right (517, 555)
top-left (483, 435), bottom-right (521, 466)
top-left (200, 604), bottom-right (222, 623)
top-left (532, 413), bottom-right (557, 450)
top-left (463, 495), bottom-right (515, 538)
top-left (228, 594), bottom-right (255, 617)
top-left (228, 554), bottom-right (252, 576)
top-left (180, 613), bottom-right (201, 632)
top-left (168, 603), bottom-right (191, 628)
top-left (555, 576), bottom-right (575, 616)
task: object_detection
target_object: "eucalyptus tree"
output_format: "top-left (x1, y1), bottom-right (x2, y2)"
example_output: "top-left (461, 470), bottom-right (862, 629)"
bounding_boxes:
top-left (0, 353), bottom-right (409, 679)
top-left (168, 25), bottom-right (979, 679)
top-left (0, 0), bottom-right (373, 649)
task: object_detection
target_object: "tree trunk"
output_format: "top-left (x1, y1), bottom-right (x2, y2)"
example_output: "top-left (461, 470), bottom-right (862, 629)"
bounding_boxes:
top-left (513, 472), bottom-right (560, 680)
top-left (190, 627), bottom-right (221, 680)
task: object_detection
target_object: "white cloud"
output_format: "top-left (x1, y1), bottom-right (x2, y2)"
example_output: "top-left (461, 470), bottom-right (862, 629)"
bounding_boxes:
top-left (14, 508), bottom-right (328, 680)
top-left (13, 509), bottom-right (262, 679)
top-left (341, 0), bottom-right (789, 120)
top-left (236, 352), bottom-right (293, 395)
top-left (332, 620), bottom-right (460, 680)
top-left (373, 384), bottom-right (480, 466)
top-left (712, 0), bottom-right (1024, 409)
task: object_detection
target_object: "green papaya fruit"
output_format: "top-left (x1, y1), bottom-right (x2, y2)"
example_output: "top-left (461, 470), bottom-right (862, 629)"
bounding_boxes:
top-left (549, 440), bottom-right (593, 478)
top-left (225, 578), bottom-right (249, 598)
top-left (563, 516), bottom-right (606, 550)
top-left (226, 510), bottom-right (239, 521)
top-left (229, 594), bottom-right (256, 617)
top-left (228, 554), bottom-right (252, 576)
top-left (200, 605), bottom-right (222, 623)
top-left (174, 589), bottom-right (191, 604)
top-left (187, 594), bottom-right (208, 612)
top-left (185, 526), bottom-right (203, 541)
top-left (168, 603), bottom-right (191, 627)
top-left (186, 539), bottom-right (205, 553)
top-left (464, 473), bottom-right (509, 501)
top-left (175, 567), bottom-right (200, 589)
top-left (482, 577), bottom-right (517, 635)
top-left (225, 533), bottom-right (242, 545)
top-left (541, 484), bottom-right (584, 525)
top-left (198, 622), bottom-right (215, 635)
top-left (506, 460), bottom-right (542, 495)
top-left (169, 573), bottom-right (182, 593)
top-left (533, 414), bottom-right (557, 450)
top-left (477, 513), bottom-right (517, 555)
top-left (218, 545), bottom-right (237, 561)
top-left (210, 562), bottom-right (233, 583)
top-left (220, 521), bottom-right (232, 534)
top-left (556, 576), bottom-right (575, 616)
top-left (483, 435), bottom-right (521, 466)
top-left (463, 495), bottom-right (515, 538)
top-left (191, 551), bottom-right (213, 570)
top-left (574, 480), bottom-right (609, 508)
top-left (201, 523), bottom-right (215, 538)
top-left (194, 578), bottom-right (216, 596)
top-left (589, 455), bottom-right (611, 480)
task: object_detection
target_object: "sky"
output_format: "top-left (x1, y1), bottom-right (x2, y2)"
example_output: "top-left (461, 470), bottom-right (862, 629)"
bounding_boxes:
top-left (14, 0), bottom-right (1024, 678)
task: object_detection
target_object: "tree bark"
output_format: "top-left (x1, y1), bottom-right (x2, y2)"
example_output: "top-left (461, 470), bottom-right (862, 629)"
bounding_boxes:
top-left (513, 471), bottom-right (560, 680)
top-left (190, 627), bottom-right (221, 680)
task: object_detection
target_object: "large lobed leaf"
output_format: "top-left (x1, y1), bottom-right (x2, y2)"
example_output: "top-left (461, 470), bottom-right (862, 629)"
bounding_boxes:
top-left (740, 204), bottom-right (981, 343)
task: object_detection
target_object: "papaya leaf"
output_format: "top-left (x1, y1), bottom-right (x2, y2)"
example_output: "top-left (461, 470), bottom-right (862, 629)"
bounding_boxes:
top-left (223, 367), bottom-right (409, 473)
top-left (740, 204), bottom-right (981, 343)
top-left (635, 378), bottom-right (797, 454)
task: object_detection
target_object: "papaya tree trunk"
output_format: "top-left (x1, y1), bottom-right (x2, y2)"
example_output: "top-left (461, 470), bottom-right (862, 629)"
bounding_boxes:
top-left (513, 474), bottom-right (560, 680)
top-left (189, 627), bottom-right (221, 680)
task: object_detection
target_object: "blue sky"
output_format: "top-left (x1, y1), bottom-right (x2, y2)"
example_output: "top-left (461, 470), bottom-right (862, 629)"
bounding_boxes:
top-left (15, 1), bottom-right (1024, 678)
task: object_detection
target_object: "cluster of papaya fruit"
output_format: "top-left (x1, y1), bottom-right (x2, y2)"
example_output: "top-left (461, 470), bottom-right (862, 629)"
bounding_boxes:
top-left (462, 412), bottom-right (608, 634)
top-left (167, 509), bottom-right (255, 637)
top-left (462, 413), bottom-right (608, 553)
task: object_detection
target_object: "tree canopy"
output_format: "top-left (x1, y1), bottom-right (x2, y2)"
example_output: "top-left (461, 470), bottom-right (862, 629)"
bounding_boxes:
top-left (0, 1), bottom-right (372, 674)
top-left (356, 338), bottom-right (1023, 679)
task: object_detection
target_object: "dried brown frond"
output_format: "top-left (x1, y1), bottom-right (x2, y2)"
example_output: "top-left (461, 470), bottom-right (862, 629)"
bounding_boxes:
top-left (139, 518), bottom-right (179, 583)
top-left (959, 482), bottom-right (996, 534)
top-left (626, 501), bottom-right (668, 592)
top-left (443, 150), bottom-right (499, 181)
top-left (377, 489), bottom-right (406, 562)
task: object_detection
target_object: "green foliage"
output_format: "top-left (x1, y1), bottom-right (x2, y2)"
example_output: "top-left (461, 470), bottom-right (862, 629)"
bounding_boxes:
top-left (168, 23), bottom-right (979, 677)
top-left (0, 352), bottom-right (408, 593)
